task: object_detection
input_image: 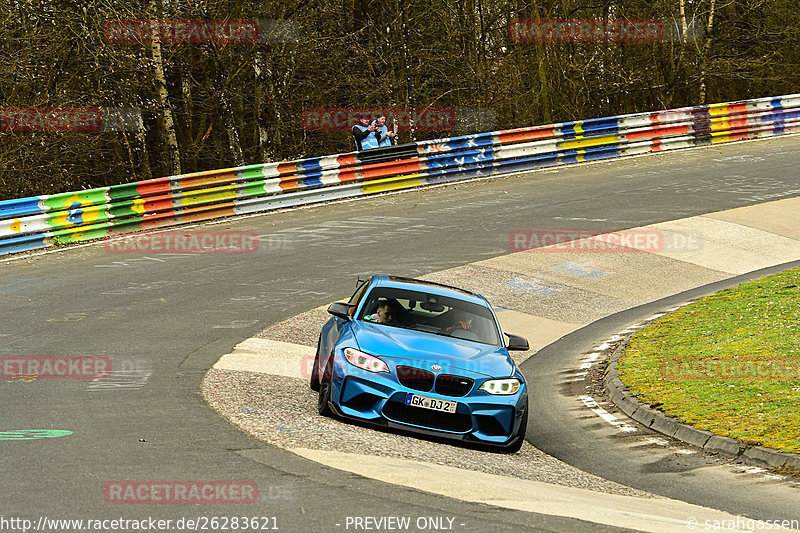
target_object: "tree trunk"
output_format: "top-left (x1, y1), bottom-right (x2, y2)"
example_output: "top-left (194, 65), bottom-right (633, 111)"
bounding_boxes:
top-left (221, 90), bottom-right (245, 166)
top-left (400, 0), bottom-right (414, 142)
top-left (254, 49), bottom-right (273, 162)
top-left (679, 0), bottom-right (688, 42)
top-left (532, 3), bottom-right (553, 123)
top-left (149, 0), bottom-right (181, 175)
top-left (698, 0), bottom-right (717, 104)
top-left (136, 130), bottom-right (153, 180)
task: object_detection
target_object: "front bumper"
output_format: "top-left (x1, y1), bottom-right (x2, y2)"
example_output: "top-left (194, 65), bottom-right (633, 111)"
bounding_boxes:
top-left (328, 361), bottom-right (528, 447)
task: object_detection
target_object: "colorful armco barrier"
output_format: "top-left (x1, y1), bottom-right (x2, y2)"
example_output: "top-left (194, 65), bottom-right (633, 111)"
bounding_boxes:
top-left (1, 94), bottom-right (799, 256)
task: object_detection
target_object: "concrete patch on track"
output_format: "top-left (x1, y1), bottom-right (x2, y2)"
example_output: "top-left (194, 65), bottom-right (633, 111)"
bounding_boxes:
top-left (213, 337), bottom-right (314, 378)
top-left (420, 263), bottom-right (637, 324)
top-left (477, 248), bottom-right (730, 303)
top-left (651, 216), bottom-right (800, 274)
top-left (706, 196), bottom-right (800, 240)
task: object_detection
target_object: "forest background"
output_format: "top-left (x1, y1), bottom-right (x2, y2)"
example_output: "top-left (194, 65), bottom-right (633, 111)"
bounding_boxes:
top-left (1, 0), bottom-right (797, 200)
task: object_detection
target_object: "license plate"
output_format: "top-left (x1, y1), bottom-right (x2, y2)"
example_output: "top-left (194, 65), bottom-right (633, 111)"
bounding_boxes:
top-left (405, 393), bottom-right (457, 414)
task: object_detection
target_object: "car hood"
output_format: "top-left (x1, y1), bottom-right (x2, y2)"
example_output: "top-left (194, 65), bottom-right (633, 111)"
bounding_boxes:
top-left (350, 321), bottom-right (514, 378)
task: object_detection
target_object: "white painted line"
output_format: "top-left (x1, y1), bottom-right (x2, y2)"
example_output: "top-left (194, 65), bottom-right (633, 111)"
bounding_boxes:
top-left (579, 352), bottom-right (603, 370)
top-left (579, 395), bottom-right (637, 433)
top-left (731, 465), bottom-right (787, 481)
top-left (578, 331), bottom-right (625, 370)
top-left (641, 438), bottom-right (695, 456)
top-left (734, 465), bottom-right (786, 481)
top-left (736, 466), bottom-right (767, 475)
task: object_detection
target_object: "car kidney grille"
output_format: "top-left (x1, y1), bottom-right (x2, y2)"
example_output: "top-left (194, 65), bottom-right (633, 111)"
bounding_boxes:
top-left (383, 401), bottom-right (472, 433)
top-left (396, 365), bottom-right (434, 392)
top-left (434, 374), bottom-right (474, 397)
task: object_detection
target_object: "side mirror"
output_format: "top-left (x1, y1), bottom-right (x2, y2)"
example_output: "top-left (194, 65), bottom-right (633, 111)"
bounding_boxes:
top-left (505, 333), bottom-right (529, 351)
top-left (327, 301), bottom-right (355, 320)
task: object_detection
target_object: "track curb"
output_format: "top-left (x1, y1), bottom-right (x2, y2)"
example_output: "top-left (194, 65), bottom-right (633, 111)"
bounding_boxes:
top-left (604, 331), bottom-right (800, 472)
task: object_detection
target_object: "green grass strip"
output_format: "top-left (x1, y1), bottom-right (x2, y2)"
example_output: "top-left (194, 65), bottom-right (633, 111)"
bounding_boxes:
top-left (618, 266), bottom-right (800, 454)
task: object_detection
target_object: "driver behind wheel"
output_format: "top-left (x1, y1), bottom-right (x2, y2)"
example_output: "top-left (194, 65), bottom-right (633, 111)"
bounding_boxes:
top-left (364, 299), bottom-right (400, 326)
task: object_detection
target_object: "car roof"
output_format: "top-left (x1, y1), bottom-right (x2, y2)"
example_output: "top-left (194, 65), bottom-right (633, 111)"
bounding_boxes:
top-left (369, 275), bottom-right (489, 306)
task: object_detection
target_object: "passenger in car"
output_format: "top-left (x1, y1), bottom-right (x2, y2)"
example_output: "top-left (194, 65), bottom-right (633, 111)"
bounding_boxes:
top-left (444, 310), bottom-right (473, 334)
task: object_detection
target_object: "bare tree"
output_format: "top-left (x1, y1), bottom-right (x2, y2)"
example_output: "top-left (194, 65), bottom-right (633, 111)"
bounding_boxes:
top-left (149, 0), bottom-right (182, 174)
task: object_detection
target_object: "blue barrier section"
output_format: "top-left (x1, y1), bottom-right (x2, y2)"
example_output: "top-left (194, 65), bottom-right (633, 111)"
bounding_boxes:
top-left (0, 197), bottom-right (44, 218)
top-left (0, 234), bottom-right (48, 256)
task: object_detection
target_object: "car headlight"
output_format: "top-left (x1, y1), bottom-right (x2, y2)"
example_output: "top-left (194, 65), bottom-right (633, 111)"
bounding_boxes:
top-left (479, 378), bottom-right (521, 395)
top-left (343, 348), bottom-right (389, 373)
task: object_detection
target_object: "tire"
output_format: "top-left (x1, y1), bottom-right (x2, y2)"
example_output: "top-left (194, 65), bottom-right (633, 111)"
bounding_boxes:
top-left (309, 336), bottom-right (321, 392)
top-left (317, 359), bottom-right (334, 417)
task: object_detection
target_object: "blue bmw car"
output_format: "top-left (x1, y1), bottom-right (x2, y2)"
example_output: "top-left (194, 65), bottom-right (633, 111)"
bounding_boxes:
top-left (310, 275), bottom-right (529, 452)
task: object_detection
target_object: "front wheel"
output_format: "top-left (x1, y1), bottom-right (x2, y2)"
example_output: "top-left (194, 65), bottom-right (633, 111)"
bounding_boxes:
top-left (317, 359), bottom-right (334, 417)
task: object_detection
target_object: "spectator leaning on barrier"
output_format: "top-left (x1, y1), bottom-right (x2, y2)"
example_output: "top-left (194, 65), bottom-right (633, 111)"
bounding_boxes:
top-left (374, 114), bottom-right (396, 147)
top-left (351, 114), bottom-right (379, 151)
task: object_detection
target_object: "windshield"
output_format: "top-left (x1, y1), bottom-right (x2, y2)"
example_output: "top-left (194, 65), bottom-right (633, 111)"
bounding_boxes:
top-left (357, 287), bottom-right (502, 347)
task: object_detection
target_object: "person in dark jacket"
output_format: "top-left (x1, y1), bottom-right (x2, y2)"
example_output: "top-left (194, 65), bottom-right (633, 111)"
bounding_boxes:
top-left (351, 114), bottom-right (379, 151)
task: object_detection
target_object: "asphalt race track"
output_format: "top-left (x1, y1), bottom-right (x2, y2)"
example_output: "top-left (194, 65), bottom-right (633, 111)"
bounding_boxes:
top-left (2, 135), bottom-right (800, 532)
